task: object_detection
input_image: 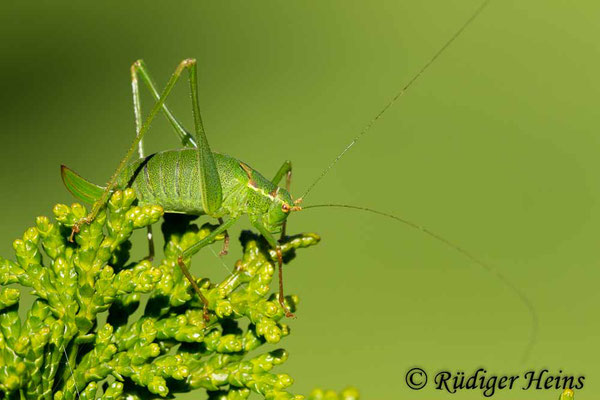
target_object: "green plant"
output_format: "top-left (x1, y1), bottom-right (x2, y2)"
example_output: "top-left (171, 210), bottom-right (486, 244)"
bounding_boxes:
top-left (559, 389), bottom-right (574, 400)
top-left (0, 189), bottom-right (357, 400)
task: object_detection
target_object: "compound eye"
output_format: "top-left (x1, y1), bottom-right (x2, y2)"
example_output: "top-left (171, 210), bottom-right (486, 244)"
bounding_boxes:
top-left (281, 203), bottom-right (291, 213)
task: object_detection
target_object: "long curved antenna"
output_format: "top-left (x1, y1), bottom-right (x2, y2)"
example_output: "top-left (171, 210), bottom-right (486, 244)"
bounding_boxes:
top-left (62, 344), bottom-right (81, 399)
top-left (300, 0), bottom-right (493, 201)
top-left (304, 203), bottom-right (537, 364)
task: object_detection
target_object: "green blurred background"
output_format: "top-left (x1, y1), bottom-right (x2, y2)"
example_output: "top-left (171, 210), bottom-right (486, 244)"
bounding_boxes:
top-left (1, 1), bottom-right (599, 398)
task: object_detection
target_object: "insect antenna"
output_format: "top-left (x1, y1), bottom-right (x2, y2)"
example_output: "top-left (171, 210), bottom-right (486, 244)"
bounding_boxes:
top-left (61, 344), bottom-right (81, 398)
top-left (209, 246), bottom-right (235, 277)
top-left (299, 0), bottom-right (492, 202)
top-left (303, 203), bottom-right (538, 363)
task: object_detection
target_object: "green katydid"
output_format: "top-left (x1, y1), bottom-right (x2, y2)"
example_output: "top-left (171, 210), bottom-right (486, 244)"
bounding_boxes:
top-left (62, 58), bottom-right (303, 319)
top-left (60, 0), bottom-right (536, 361)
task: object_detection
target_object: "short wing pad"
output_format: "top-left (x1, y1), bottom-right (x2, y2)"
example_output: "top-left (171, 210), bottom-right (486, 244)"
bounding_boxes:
top-left (196, 146), bottom-right (222, 215)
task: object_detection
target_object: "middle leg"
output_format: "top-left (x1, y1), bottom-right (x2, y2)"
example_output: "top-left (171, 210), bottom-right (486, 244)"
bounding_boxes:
top-left (177, 217), bottom-right (239, 321)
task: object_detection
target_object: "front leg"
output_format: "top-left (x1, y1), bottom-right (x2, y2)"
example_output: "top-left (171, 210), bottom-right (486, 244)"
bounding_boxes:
top-left (271, 160), bottom-right (294, 238)
top-left (252, 221), bottom-right (294, 318)
top-left (271, 160), bottom-right (292, 190)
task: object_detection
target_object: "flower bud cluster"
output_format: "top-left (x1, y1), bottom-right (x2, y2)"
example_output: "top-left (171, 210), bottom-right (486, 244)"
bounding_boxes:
top-left (0, 190), bottom-right (358, 400)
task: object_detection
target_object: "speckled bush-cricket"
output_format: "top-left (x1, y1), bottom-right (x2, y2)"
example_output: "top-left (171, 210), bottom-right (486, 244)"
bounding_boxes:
top-left (62, 58), bottom-right (304, 320)
top-left (60, 0), bottom-right (536, 358)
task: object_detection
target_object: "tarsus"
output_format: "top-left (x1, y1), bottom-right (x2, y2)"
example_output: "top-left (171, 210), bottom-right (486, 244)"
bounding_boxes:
top-left (304, 203), bottom-right (537, 364)
top-left (300, 0), bottom-right (493, 200)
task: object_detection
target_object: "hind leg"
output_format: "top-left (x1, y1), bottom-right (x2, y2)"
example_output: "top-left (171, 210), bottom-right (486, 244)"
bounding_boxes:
top-left (131, 59), bottom-right (197, 148)
top-left (70, 60), bottom-right (203, 240)
top-left (131, 62), bottom-right (155, 260)
top-left (130, 59), bottom-right (211, 259)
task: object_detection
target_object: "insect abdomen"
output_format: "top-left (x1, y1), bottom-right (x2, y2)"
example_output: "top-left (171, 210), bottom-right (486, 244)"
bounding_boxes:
top-left (121, 149), bottom-right (205, 214)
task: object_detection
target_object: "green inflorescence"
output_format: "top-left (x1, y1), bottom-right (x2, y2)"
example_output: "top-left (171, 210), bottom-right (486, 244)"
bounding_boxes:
top-left (0, 188), bottom-right (357, 399)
